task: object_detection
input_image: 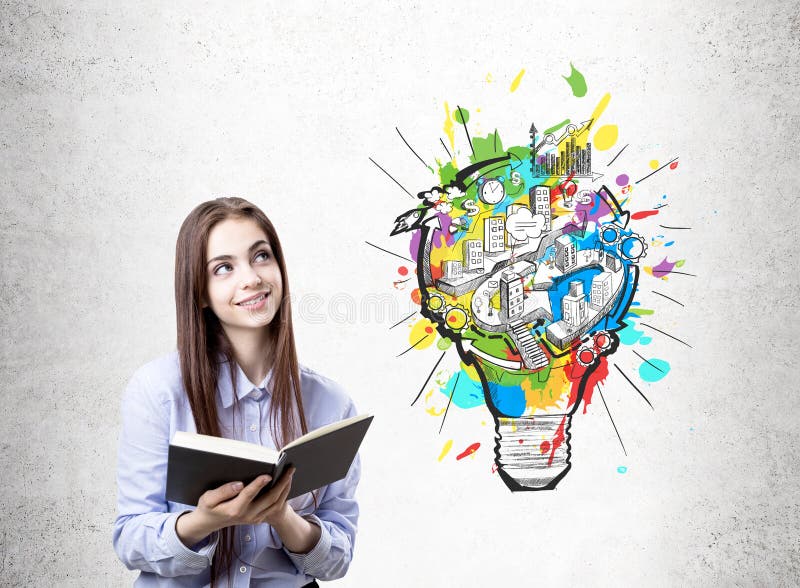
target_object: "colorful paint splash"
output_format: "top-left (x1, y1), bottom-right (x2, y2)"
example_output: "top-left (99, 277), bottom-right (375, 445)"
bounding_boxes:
top-left (376, 70), bottom-right (684, 493)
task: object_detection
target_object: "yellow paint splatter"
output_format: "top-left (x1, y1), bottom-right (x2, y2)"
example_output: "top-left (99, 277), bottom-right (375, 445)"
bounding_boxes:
top-left (649, 159), bottom-right (659, 169)
top-left (593, 124), bottom-right (619, 151)
top-left (409, 318), bottom-right (437, 351)
top-left (521, 373), bottom-right (570, 412)
top-left (510, 69), bottom-right (525, 93)
top-left (443, 102), bottom-right (456, 157)
top-left (572, 92), bottom-right (611, 150)
top-left (590, 92), bottom-right (611, 124)
top-left (438, 440), bottom-right (453, 461)
top-left (485, 72), bottom-right (493, 83)
top-left (424, 389), bottom-right (446, 416)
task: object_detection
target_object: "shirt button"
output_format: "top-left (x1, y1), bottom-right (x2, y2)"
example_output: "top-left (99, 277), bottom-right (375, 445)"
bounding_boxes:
top-left (244, 534), bottom-right (251, 542)
top-left (249, 424), bottom-right (257, 432)
top-left (240, 565), bottom-right (247, 573)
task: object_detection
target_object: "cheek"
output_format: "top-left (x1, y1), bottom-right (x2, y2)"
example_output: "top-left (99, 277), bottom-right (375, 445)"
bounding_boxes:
top-left (206, 282), bottom-right (229, 308)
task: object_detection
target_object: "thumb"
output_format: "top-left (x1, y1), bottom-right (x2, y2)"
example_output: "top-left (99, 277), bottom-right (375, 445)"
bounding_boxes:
top-left (203, 481), bottom-right (244, 508)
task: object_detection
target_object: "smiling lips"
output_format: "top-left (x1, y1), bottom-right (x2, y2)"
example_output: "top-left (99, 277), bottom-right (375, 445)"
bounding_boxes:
top-left (236, 292), bottom-right (268, 306)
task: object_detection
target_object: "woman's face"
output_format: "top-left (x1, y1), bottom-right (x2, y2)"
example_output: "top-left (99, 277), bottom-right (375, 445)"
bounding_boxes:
top-left (204, 217), bottom-right (283, 336)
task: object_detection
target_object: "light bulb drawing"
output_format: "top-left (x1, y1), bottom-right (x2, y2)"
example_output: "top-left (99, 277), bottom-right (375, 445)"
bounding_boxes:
top-left (388, 116), bottom-right (651, 491)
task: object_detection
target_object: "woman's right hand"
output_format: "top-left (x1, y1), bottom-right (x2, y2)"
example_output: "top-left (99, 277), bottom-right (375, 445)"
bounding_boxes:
top-left (175, 470), bottom-right (294, 547)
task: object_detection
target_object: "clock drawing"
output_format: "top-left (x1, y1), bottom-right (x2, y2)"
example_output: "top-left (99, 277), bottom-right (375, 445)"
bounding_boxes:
top-left (479, 178), bottom-right (505, 205)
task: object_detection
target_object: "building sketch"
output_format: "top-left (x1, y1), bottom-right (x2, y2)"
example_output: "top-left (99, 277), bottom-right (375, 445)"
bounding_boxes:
top-left (484, 216), bottom-right (505, 253)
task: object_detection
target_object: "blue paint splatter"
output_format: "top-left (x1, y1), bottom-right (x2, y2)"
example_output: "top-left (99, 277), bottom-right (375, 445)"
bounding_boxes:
top-left (440, 371), bottom-right (486, 409)
top-left (639, 358), bottom-right (671, 382)
top-left (617, 466), bottom-right (628, 474)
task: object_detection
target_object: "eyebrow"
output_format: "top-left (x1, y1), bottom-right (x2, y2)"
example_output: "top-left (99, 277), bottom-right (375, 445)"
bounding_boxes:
top-left (207, 240), bottom-right (271, 266)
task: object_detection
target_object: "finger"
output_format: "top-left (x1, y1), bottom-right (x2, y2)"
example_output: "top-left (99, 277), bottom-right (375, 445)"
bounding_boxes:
top-left (256, 474), bottom-right (293, 521)
top-left (233, 474), bottom-right (272, 506)
top-left (253, 469), bottom-right (294, 512)
top-left (201, 481), bottom-right (245, 508)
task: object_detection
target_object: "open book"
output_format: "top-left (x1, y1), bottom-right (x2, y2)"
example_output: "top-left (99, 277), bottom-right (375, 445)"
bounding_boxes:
top-left (166, 413), bottom-right (373, 505)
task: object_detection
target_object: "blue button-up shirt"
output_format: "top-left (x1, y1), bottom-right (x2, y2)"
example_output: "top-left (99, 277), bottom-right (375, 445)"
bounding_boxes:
top-left (113, 351), bottom-right (360, 587)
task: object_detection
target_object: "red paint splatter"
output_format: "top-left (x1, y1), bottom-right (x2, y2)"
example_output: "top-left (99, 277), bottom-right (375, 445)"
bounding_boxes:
top-left (669, 161), bottom-right (679, 170)
top-left (456, 442), bottom-right (481, 460)
top-left (424, 326), bottom-right (433, 334)
top-left (579, 349), bottom-right (594, 364)
top-left (540, 440), bottom-right (551, 454)
top-left (410, 288), bottom-right (421, 305)
top-left (398, 266), bottom-right (408, 276)
top-left (491, 463), bottom-right (498, 474)
top-left (581, 356), bottom-right (610, 414)
top-left (547, 416), bottom-right (567, 467)
top-left (631, 210), bottom-right (659, 220)
top-left (448, 315), bottom-right (457, 323)
top-left (518, 439), bottom-right (524, 444)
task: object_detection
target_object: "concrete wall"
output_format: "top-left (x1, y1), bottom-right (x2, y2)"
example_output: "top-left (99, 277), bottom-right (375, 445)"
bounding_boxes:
top-left (1, 1), bottom-right (798, 586)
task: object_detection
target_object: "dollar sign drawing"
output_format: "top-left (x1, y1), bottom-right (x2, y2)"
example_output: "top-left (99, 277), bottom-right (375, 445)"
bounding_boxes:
top-left (462, 199), bottom-right (480, 216)
top-left (511, 171), bottom-right (522, 186)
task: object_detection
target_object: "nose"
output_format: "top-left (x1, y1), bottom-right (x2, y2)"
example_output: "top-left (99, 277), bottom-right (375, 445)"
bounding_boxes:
top-left (240, 265), bottom-right (262, 288)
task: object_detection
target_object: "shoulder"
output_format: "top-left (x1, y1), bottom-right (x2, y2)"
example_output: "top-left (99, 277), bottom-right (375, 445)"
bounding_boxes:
top-left (124, 350), bottom-right (185, 408)
top-left (298, 364), bottom-right (357, 422)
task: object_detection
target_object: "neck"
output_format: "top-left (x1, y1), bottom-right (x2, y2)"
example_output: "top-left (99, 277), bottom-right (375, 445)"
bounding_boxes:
top-left (225, 325), bottom-right (275, 386)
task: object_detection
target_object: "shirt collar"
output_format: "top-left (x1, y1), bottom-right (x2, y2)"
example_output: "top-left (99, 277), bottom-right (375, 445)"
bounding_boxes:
top-left (217, 354), bottom-right (273, 408)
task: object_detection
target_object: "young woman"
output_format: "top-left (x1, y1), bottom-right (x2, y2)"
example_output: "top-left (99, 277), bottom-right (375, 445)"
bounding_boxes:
top-left (114, 197), bottom-right (360, 587)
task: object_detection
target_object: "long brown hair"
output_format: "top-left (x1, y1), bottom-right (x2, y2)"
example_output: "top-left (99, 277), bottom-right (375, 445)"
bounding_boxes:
top-left (174, 197), bottom-right (309, 586)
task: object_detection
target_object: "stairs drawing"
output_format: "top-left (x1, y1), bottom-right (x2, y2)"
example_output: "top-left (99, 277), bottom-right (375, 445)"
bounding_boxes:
top-left (508, 320), bottom-right (550, 370)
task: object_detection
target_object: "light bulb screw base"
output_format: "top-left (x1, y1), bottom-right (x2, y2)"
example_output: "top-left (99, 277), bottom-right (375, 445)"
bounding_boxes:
top-left (494, 414), bottom-right (573, 491)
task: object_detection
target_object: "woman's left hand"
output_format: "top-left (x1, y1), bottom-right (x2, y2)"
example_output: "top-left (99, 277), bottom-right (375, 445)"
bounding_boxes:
top-left (262, 467), bottom-right (322, 554)
top-left (252, 466), bottom-right (296, 527)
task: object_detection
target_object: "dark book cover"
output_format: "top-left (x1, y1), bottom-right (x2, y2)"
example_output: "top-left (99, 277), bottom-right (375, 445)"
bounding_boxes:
top-left (165, 414), bottom-right (373, 505)
top-left (282, 415), bottom-right (373, 499)
top-left (166, 446), bottom-right (283, 506)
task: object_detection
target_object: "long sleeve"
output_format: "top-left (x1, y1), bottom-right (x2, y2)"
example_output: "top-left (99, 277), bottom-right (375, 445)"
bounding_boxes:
top-left (112, 367), bottom-right (219, 577)
top-left (283, 401), bottom-right (361, 581)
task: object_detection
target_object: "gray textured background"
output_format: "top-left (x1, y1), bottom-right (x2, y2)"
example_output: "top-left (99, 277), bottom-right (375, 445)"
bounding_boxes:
top-left (1, 1), bottom-right (798, 586)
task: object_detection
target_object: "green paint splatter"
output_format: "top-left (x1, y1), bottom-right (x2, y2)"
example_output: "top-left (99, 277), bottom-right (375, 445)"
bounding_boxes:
top-left (437, 337), bottom-right (452, 350)
top-left (437, 160), bottom-right (458, 186)
top-left (471, 130), bottom-right (504, 162)
top-left (639, 358), bottom-right (670, 382)
top-left (563, 62), bottom-right (587, 97)
top-left (628, 308), bottom-right (655, 316)
top-left (454, 107), bottom-right (469, 124)
top-left (543, 119), bottom-right (570, 136)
